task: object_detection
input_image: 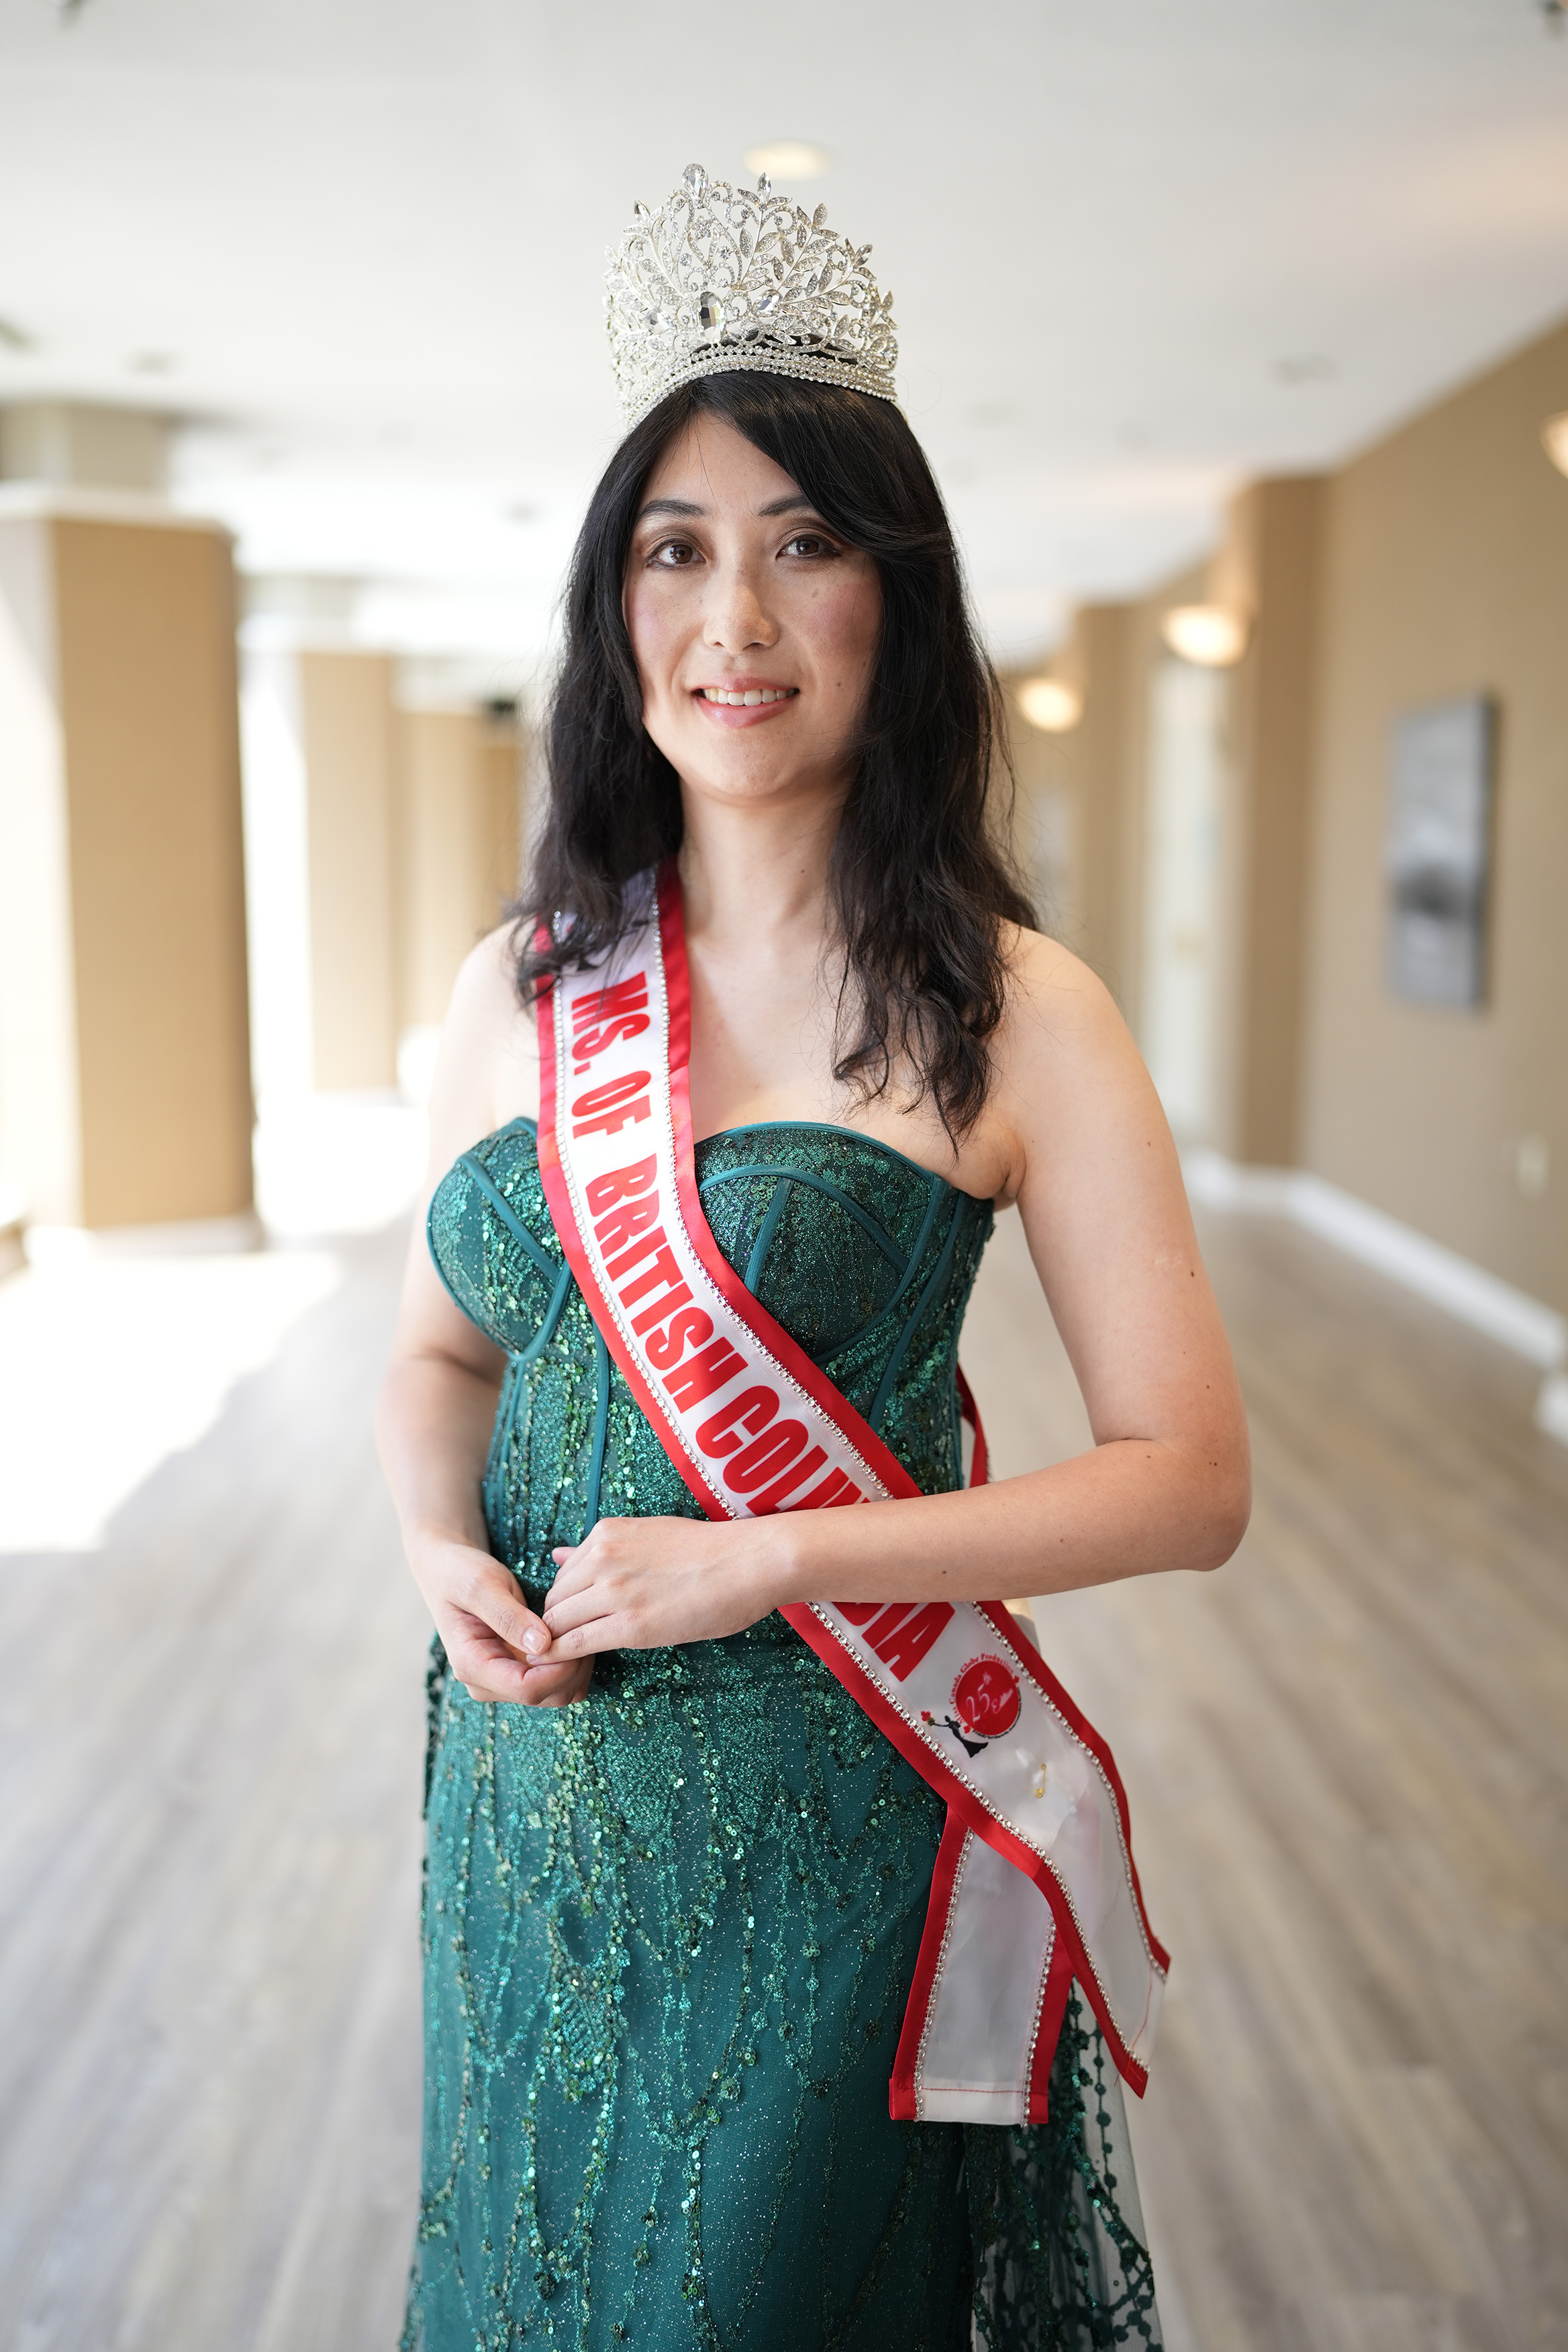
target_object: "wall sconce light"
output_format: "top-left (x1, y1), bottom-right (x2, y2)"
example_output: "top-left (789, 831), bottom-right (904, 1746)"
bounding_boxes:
top-left (1016, 677), bottom-right (1083, 732)
top-left (1542, 411), bottom-right (1568, 477)
top-left (1161, 604), bottom-right (1248, 667)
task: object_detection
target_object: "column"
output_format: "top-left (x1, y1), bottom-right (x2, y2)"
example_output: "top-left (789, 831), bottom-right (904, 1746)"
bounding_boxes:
top-left (1004, 605), bottom-right (1140, 1001)
top-left (1212, 477), bottom-right (1325, 1167)
top-left (1067, 604), bottom-right (1142, 997)
top-left (296, 650), bottom-right (399, 1090)
top-left (0, 491), bottom-right (254, 1231)
top-left (395, 702), bottom-right (524, 1036)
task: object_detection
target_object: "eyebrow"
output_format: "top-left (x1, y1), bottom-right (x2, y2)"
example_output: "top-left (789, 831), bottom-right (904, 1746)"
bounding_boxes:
top-left (634, 492), bottom-right (819, 523)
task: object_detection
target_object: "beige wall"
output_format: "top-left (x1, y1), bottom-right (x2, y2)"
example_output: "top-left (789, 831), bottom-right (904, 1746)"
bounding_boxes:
top-left (1029, 311), bottom-right (1568, 1310)
top-left (480, 718), bottom-right (526, 921)
top-left (1062, 511), bottom-right (1322, 1169)
top-left (396, 707), bottom-right (523, 1030)
top-left (1300, 320), bottom-right (1568, 1310)
top-left (298, 651), bottom-right (399, 1090)
top-left (0, 504), bottom-right (252, 1227)
top-left (254, 661), bottom-right (527, 1100)
top-left (1006, 493), bottom-right (1332, 1168)
top-left (1003, 567), bottom-right (1204, 1024)
top-left (1211, 479), bottom-right (1324, 1165)
top-left (1006, 603), bottom-right (1140, 995)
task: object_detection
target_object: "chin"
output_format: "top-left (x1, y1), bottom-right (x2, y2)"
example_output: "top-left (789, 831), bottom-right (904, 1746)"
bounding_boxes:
top-left (689, 763), bottom-right (810, 807)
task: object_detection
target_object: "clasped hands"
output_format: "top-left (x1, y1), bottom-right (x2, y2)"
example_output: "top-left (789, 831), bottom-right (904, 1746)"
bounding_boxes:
top-left (415, 1514), bottom-right (786, 1707)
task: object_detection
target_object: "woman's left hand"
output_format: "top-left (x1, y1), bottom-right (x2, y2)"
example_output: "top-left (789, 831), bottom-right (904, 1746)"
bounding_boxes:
top-left (540, 1516), bottom-right (781, 1657)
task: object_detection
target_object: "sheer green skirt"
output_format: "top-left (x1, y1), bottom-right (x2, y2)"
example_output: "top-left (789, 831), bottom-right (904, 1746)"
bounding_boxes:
top-left (404, 1621), bottom-right (1161, 2352)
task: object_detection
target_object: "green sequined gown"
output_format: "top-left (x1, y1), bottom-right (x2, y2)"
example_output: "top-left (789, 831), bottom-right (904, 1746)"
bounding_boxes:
top-left (410, 1118), bottom-right (1162, 2352)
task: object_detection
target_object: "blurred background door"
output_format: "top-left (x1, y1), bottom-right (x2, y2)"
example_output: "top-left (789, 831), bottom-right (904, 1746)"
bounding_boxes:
top-left (1141, 656), bottom-right (1227, 1148)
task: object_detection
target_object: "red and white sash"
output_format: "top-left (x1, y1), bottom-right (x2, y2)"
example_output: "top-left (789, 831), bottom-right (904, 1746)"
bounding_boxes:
top-left (535, 863), bottom-right (1167, 2123)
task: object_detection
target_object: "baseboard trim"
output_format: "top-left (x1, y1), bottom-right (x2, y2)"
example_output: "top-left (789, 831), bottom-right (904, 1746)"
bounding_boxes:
top-left (1184, 1151), bottom-right (1567, 1442)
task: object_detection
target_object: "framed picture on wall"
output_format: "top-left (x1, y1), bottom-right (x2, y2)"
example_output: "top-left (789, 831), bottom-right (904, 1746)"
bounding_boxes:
top-left (1385, 694), bottom-right (1496, 1010)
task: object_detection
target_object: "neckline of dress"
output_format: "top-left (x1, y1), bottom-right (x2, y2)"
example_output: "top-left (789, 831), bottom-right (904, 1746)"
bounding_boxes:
top-left (501, 1112), bottom-right (986, 1206)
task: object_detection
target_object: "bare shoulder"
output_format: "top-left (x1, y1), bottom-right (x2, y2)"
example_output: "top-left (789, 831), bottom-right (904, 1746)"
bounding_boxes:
top-left (997, 922), bottom-right (1139, 1075)
top-left (979, 922), bottom-right (1167, 1199)
top-left (424, 924), bottom-right (540, 1178)
top-left (446, 922), bottom-right (528, 1031)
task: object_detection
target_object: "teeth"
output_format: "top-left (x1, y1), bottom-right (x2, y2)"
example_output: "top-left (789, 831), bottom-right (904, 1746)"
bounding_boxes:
top-left (701, 687), bottom-right (793, 705)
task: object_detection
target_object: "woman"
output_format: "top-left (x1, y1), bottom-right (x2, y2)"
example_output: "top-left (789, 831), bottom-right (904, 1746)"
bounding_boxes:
top-left (379, 165), bottom-right (1249, 2351)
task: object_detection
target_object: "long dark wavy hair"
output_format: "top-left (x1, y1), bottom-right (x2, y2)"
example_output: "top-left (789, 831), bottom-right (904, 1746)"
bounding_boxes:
top-left (515, 370), bottom-right (1034, 1138)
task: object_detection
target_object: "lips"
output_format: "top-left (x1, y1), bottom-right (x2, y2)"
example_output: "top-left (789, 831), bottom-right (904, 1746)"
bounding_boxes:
top-left (691, 681), bottom-right (799, 729)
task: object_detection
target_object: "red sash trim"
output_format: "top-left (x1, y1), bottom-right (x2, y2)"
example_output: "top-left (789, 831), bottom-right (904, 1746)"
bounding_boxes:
top-left (532, 861), bottom-right (1167, 2116)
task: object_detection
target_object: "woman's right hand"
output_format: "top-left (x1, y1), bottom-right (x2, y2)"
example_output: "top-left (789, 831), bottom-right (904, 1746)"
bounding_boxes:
top-left (377, 930), bottom-right (577, 1708)
top-left (412, 1534), bottom-right (593, 1707)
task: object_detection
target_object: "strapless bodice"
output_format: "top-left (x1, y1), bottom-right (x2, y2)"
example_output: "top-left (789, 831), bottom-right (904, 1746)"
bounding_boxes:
top-left (427, 1118), bottom-right (994, 1624)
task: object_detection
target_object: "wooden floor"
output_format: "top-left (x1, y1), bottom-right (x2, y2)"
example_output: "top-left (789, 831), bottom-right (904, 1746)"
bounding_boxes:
top-left (1, 1202), bottom-right (1565, 2351)
top-left (967, 1206), bottom-right (1568, 2352)
top-left (0, 1224), bottom-right (431, 2352)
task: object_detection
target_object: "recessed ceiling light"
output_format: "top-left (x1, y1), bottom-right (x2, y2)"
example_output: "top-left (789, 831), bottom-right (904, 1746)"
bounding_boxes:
top-left (1542, 411), bottom-right (1568, 477)
top-left (1016, 679), bottom-right (1083, 733)
top-left (1161, 605), bottom-right (1248, 667)
top-left (743, 142), bottom-right (832, 183)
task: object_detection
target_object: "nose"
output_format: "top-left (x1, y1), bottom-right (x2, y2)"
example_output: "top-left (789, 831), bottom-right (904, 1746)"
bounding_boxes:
top-left (702, 556), bottom-right (779, 654)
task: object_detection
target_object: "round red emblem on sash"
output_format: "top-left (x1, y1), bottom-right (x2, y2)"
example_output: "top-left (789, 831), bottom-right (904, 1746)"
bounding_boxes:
top-left (951, 1655), bottom-right (1022, 1741)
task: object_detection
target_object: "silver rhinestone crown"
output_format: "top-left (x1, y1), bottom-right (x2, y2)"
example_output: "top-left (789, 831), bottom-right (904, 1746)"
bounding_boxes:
top-left (605, 162), bottom-right (898, 430)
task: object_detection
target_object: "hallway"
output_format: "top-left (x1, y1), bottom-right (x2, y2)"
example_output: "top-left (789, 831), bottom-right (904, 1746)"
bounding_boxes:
top-left (972, 1206), bottom-right (1568, 2352)
top-left (1, 1198), bottom-right (1564, 2351)
top-left (0, 1224), bottom-right (429, 2352)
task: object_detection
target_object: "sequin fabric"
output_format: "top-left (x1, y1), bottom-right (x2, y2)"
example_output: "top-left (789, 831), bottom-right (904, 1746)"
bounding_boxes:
top-left (409, 1118), bottom-right (1162, 2351)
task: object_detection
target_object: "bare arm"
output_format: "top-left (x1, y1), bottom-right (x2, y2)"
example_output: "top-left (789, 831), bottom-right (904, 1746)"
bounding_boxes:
top-left (376, 930), bottom-right (591, 1707)
top-left (536, 932), bottom-right (1251, 1659)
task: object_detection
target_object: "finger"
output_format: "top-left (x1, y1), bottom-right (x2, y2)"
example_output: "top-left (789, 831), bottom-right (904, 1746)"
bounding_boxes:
top-left (466, 1657), bottom-right (589, 1708)
top-left (544, 1549), bottom-right (593, 1602)
top-left (545, 1561), bottom-right (601, 1618)
top-left (518, 1660), bottom-right (588, 1707)
top-left (460, 1660), bottom-right (577, 1706)
top-left (446, 1616), bottom-right (542, 1698)
top-left (542, 1583), bottom-right (616, 1637)
top-left (541, 1667), bottom-right (593, 1708)
top-left (540, 1610), bottom-right (625, 1661)
top-left (544, 1538), bottom-right (628, 1610)
top-left (460, 1670), bottom-right (528, 1703)
top-left (460, 1565), bottom-right (553, 1658)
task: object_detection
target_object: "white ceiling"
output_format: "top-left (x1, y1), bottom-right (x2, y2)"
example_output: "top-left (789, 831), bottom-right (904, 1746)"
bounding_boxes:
top-left (3, 0), bottom-right (1567, 678)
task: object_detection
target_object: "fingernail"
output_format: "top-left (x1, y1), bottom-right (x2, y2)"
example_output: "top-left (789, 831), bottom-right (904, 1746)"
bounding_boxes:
top-left (523, 1630), bottom-right (546, 1655)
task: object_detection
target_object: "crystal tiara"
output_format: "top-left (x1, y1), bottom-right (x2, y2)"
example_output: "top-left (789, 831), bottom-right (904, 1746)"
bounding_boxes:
top-left (605, 162), bottom-right (899, 430)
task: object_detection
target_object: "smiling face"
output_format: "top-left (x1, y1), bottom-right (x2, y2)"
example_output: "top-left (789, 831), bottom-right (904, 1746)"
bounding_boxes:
top-left (623, 413), bottom-right (883, 818)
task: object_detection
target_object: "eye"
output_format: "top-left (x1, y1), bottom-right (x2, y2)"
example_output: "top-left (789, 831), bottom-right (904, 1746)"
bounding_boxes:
top-left (647, 537), bottom-right (701, 569)
top-left (780, 532), bottom-right (840, 560)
